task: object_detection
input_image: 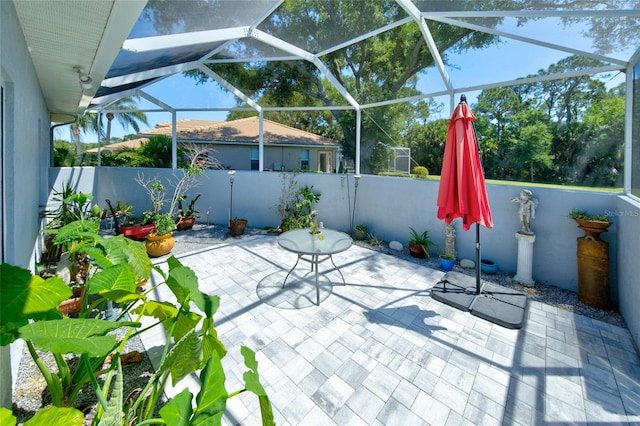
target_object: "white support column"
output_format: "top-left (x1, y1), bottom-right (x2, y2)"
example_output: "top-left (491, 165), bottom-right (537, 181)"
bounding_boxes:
top-left (355, 109), bottom-right (361, 175)
top-left (171, 112), bottom-right (177, 169)
top-left (514, 232), bottom-right (536, 286)
top-left (259, 111), bottom-right (264, 172)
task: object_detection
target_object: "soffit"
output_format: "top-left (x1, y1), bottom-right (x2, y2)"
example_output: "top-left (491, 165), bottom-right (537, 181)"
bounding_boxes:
top-left (12, 0), bottom-right (146, 121)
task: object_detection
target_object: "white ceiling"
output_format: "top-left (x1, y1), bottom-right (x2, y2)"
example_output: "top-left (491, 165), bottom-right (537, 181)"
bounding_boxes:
top-left (12, 0), bottom-right (146, 121)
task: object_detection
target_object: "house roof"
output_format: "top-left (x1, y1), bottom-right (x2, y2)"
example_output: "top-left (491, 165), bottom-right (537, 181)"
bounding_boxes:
top-left (140, 117), bottom-right (340, 147)
top-left (86, 138), bottom-right (149, 153)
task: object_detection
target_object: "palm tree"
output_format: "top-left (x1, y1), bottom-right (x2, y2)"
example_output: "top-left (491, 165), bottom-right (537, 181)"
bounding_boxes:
top-left (100, 96), bottom-right (148, 145)
top-left (70, 113), bottom-right (100, 165)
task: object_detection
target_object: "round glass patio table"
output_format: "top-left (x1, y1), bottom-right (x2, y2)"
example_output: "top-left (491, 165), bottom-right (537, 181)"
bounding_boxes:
top-left (277, 228), bottom-right (352, 305)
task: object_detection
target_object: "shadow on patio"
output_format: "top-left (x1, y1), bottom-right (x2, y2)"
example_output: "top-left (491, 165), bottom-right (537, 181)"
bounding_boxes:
top-left (138, 232), bottom-right (639, 425)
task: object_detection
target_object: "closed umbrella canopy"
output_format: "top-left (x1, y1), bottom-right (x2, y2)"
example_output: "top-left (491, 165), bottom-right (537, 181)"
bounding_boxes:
top-left (437, 97), bottom-right (493, 231)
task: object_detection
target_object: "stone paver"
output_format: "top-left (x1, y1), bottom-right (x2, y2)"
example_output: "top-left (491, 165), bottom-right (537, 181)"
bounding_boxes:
top-left (139, 233), bottom-right (640, 425)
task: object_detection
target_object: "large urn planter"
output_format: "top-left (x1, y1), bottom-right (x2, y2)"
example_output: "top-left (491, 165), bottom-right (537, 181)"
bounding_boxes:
top-left (574, 218), bottom-right (612, 309)
top-left (176, 216), bottom-right (196, 231)
top-left (145, 232), bottom-right (175, 258)
top-left (230, 219), bottom-right (247, 236)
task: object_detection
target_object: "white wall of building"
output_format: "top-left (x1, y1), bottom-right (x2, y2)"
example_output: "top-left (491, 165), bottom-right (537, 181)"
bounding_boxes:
top-left (1, 0), bottom-right (53, 408)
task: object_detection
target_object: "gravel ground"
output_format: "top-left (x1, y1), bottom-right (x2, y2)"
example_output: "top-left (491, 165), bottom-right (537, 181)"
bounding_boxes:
top-left (12, 224), bottom-right (626, 423)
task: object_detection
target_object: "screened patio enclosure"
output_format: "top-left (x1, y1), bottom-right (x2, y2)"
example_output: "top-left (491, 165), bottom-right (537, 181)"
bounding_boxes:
top-left (70, 0), bottom-right (640, 179)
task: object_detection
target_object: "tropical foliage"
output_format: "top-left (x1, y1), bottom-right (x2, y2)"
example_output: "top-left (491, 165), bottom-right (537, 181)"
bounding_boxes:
top-left (1, 220), bottom-right (274, 425)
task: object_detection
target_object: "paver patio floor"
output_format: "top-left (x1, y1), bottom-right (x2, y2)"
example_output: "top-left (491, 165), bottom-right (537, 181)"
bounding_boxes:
top-left (140, 233), bottom-right (640, 425)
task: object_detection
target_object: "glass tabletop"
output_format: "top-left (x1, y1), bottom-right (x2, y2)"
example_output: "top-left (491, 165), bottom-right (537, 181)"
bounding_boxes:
top-left (277, 228), bottom-right (352, 256)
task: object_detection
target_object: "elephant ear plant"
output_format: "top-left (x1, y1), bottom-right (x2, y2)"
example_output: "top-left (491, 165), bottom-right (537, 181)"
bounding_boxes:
top-left (0, 219), bottom-right (274, 426)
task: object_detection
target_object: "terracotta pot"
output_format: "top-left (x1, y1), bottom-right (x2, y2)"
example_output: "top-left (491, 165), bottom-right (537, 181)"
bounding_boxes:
top-left (176, 216), bottom-right (196, 231)
top-left (59, 297), bottom-right (82, 315)
top-left (230, 219), bottom-right (247, 236)
top-left (408, 243), bottom-right (426, 259)
top-left (574, 218), bottom-right (612, 241)
top-left (145, 232), bottom-right (175, 257)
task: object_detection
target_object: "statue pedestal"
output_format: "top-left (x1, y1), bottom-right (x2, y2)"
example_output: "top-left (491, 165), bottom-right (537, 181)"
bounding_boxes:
top-left (514, 232), bottom-right (536, 287)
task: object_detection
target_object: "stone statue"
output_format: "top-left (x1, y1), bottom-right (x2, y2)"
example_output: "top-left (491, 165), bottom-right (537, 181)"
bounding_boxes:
top-left (512, 189), bottom-right (538, 235)
top-left (444, 223), bottom-right (456, 258)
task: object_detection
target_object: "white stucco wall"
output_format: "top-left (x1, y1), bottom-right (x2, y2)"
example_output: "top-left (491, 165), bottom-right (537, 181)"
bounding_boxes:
top-left (1, 0), bottom-right (53, 409)
top-left (616, 196), bottom-right (640, 352)
top-left (51, 168), bottom-right (620, 297)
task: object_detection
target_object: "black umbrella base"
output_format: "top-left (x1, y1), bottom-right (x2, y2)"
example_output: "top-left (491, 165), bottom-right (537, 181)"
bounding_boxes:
top-left (431, 271), bottom-right (527, 329)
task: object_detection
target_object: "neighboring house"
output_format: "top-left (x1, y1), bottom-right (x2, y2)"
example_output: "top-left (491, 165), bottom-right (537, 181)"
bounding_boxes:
top-left (91, 117), bottom-right (343, 172)
top-left (87, 138), bottom-right (148, 153)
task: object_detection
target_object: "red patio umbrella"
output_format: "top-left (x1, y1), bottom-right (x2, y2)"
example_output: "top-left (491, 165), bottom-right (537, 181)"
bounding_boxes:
top-left (437, 95), bottom-right (493, 294)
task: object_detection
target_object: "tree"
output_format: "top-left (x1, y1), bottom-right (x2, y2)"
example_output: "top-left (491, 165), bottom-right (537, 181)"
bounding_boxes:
top-left (174, 1), bottom-right (501, 171)
top-left (100, 96), bottom-right (148, 145)
top-left (70, 114), bottom-right (100, 165)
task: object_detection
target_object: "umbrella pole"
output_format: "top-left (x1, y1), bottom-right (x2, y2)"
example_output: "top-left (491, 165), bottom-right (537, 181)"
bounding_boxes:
top-left (476, 223), bottom-right (481, 295)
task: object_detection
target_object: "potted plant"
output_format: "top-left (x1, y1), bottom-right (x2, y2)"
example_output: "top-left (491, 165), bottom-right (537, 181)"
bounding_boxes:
top-left (145, 212), bottom-right (175, 257)
top-left (567, 209), bottom-right (612, 309)
top-left (439, 251), bottom-right (455, 271)
top-left (176, 193), bottom-right (201, 231)
top-left (568, 209), bottom-right (612, 237)
top-left (480, 258), bottom-right (497, 274)
top-left (0, 220), bottom-right (274, 425)
top-left (408, 227), bottom-right (435, 259)
top-left (230, 216), bottom-right (248, 236)
top-left (354, 224), bottom-right (368, 241)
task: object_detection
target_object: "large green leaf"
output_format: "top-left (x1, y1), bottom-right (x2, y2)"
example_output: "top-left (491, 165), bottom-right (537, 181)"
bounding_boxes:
top-left (101, 357), bottom-right (124, 426)
top-left (0, 408), bottom-right (16, 426)
top-left (161, 330), bottom-right (202, 386)
top-left (87, 263), bottom-right (139, 302)
top-left (19, 319), bottom-right (139, 357)
top-left (241, 346), bottom-right (266, 396)
top-left (241, 346), bottom-right (275, 426)
top-left (23, 406), bottom-right (84, 426)
top-left (102, 236), bottom-right (151, 280)
top-left (51, 220), bottom-right (99, 247)
top-left (1, 263), bottom-right (69, 329)
top-left (131, 300), bottom-right (177, 323)
top-left (191, 351), bottom-right (227, 426)
top-left (166, 262), bottom-right (220, 317)
top-left (172, 310), bottom-right (202, 343)
top-left (201, 328), bottom-right (227, 364)
top-left (159, 387), bottom-right (194, 426)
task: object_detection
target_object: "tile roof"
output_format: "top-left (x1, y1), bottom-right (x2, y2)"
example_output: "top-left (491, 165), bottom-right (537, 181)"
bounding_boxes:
top-left (140, 116), bottom-right (339, 147)
top-left (86, 137), bottom-right (148, 153)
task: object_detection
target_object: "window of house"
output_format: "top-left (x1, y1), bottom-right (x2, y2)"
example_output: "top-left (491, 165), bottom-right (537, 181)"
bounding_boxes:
top-left (318, 151), bottom-right (333, 173)
top-left (250, 148), bottom-right (259, 171)
top-left (300, 149), bottom-right (309, 170)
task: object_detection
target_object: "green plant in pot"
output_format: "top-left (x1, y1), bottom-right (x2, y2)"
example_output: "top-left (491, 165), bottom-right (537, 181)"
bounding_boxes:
top-left (439, 251), bottom-right (455, 271)
top-left (176, 193), bottom-right (200, 231)
top-left (0, 219), bottom-right (274, 426)
top-left (408, 227), bottom-right (436, 259)
top-left (354, 225), bottom-right (368, 241)
top-left (145, 212), bottom-right (176, 257)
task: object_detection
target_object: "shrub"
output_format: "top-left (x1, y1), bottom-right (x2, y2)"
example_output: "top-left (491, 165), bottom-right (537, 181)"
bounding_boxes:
top-left (412, 166), bottom-right (429, 178)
